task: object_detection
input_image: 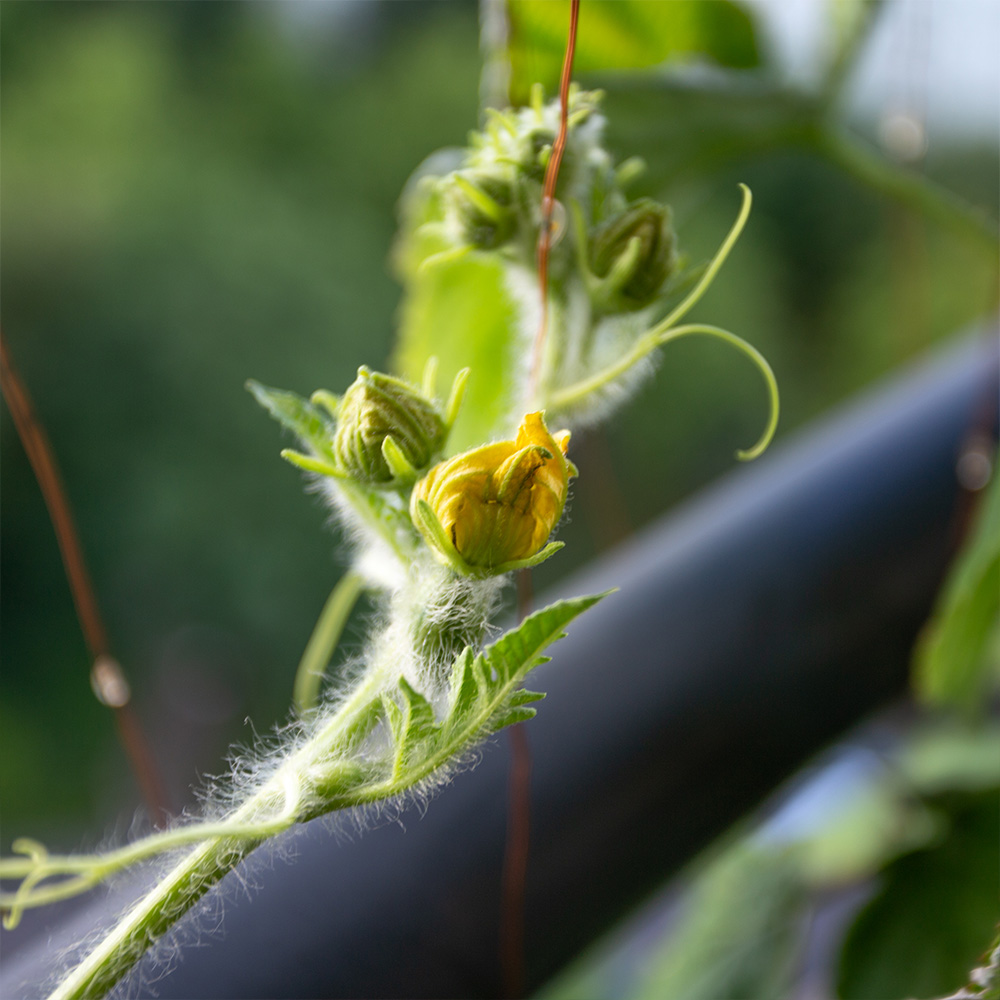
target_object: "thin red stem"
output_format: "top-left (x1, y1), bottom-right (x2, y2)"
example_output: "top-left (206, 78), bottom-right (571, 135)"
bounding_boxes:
top-left (0, 330), bottom-right (171, 824)
top-left (502, 5), bottom-right (581, 988)
top-left (528, 0), bottom-right (581, 400)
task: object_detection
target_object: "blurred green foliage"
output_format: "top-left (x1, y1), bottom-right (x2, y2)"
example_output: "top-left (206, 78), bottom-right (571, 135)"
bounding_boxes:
top-left (0, 0), bottom-right (996, 900)
top-left (838, 788), bottom-right (999, 999)
top-left (541, 722), bottom-right (1000, 1000)
top-left (915, 460), bottom-right (1000, 711)
top-left (506, 0), bottom-right (760, 105)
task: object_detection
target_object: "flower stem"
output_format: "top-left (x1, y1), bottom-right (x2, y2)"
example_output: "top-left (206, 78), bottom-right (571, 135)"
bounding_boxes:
top-left (44, 670), bottom-right (384, 1000)
top-left (293, 571), bottom-right (366, 713)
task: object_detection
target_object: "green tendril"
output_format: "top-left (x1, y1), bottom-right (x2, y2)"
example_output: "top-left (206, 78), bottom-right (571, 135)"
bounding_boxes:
top-left (545, 185), bottom-right (778, 461)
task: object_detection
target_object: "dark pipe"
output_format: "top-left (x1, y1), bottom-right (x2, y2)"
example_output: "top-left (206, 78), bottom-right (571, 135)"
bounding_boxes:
top-left (2, 332), bottom-right (997, 999)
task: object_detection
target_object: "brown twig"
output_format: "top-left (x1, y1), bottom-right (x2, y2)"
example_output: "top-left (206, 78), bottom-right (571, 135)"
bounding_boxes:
top-left (0, 330), bottom-right (171, 825)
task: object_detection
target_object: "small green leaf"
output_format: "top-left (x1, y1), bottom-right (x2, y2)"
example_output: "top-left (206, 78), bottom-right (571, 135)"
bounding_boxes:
top-left (378, 593), bottom-right (608, 799)
top-left (449, 647), bottom-right (481, 719)
top-left (507, 689), bottom-right (546, 707)
top-left (489, 705), bottom-right (539, 731)
top-left (246, 380), bottom-right (337, 463)
top-left (506, 0), bottom-right (762, 106)
top-left (478, 592), bottom-right (610, 689)
top-left (381, 693), bottom-right (404, 743)
top-left (489, 689), bottom-right (547, 733)
top-left (397, 676), bottom-right (436, 745)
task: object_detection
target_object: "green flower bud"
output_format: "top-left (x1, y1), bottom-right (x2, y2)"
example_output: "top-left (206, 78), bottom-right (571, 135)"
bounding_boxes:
top-left (445, 169), bottom-right (516, 249)
top-left (589, 198), bottom-right (677, 311)
top-left (334, 367), bottom-right (445, 485)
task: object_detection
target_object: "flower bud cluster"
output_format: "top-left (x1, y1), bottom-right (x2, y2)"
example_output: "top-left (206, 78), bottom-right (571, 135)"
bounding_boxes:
top-left (279, 364), bottom-right (575, 579)
top-left (400, 87), bottom-right (677, 313)
top-left (588, 198), bottom-right (677, 313)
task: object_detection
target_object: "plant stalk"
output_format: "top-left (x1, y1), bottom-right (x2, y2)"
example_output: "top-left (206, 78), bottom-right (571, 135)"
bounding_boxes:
top-left (46, 670), bottom-right (384, 1000)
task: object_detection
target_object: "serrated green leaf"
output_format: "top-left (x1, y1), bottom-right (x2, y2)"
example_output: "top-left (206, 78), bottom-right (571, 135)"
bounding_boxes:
top-left (398, 676), bottom-right (436, 744)
top-left (489, 705), bottom-right (539, 732)
top-left (506, 0), bottom-right (762, 107)
top-left (478, 595), bottom-right (593, 687)
top-left (376, 593), bottom-right (608, 799)
top-left (246, 380), bottom-right (337, 462)
top-left (508, 689), bottom-right (546, 707)
top-left (914, 466), bottom-right (1000, 711)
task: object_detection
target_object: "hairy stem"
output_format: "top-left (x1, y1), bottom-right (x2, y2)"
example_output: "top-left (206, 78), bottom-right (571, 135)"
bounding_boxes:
top-left (35, 564), bottom-right (500, 999)
top-left (46, 672), bottom-right (382, 1000)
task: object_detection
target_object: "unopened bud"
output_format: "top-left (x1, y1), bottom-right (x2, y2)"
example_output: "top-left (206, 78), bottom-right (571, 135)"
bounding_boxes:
top-left (589, 199), bottom-right (676, 311)
top-left (446, 169), bottom-right (516, 249)
top-left (334, 367), bottom-right (445, 484)
top-left (411, 412), bottom-right (575, 575)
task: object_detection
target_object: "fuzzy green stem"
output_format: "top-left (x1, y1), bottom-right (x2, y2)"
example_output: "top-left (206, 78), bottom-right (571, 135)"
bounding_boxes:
top-left (11, 582), bottom-right (601, 999)
top-left (31, 568), bottom-right (495, 999)
top-left (293, 571), bottom-right (366, 713)
top-left (42, 669), bottom-right (386, 1000)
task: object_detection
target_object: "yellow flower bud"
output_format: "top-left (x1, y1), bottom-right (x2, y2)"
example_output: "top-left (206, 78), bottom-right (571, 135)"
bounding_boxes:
top-left (411, 412), bottom-right (576, 576)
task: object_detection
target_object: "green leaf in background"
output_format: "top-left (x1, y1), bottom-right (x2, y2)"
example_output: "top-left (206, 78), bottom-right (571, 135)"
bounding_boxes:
top-left (837, 789), bottom-right (1000, 1000)
top-left (913, 465), bottom-right (1000, 712)
top-left (635, 845), bottom-right (808, 1000)
top-left (902, 723), bottom-right (1000, 795)
top-left (392, 253), bottom-right (525, 453)
top-left (602, 78), bottom-right (821, 193)
top-left (506, 0), bottom-right (762, 106)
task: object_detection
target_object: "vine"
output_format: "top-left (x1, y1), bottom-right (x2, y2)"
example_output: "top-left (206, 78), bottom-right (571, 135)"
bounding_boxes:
top-left (0, 28), bottom-right (778, 1000)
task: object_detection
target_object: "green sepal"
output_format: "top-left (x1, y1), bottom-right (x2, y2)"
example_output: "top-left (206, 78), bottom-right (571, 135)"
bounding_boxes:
top-left (280, 449), bottom-right (345, 478)
top-left (310, 390), bottom-right (341, 420)
top-left (489, 541), bottom-right (565, 575)
top-left (381, 436), bottom-right (419, 481)
top-left (413, 498), bottom-right (475, 575)
top-left (444, 367), bottom-right (471, 432)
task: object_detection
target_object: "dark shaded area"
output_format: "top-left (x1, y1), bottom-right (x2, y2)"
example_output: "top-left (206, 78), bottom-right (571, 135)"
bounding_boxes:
top-left (3, 332), bottom-right (994, 999)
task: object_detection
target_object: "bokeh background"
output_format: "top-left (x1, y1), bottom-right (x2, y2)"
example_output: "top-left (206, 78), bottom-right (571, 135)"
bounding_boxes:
top-left (1, 0), bottom-right (996, 878)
